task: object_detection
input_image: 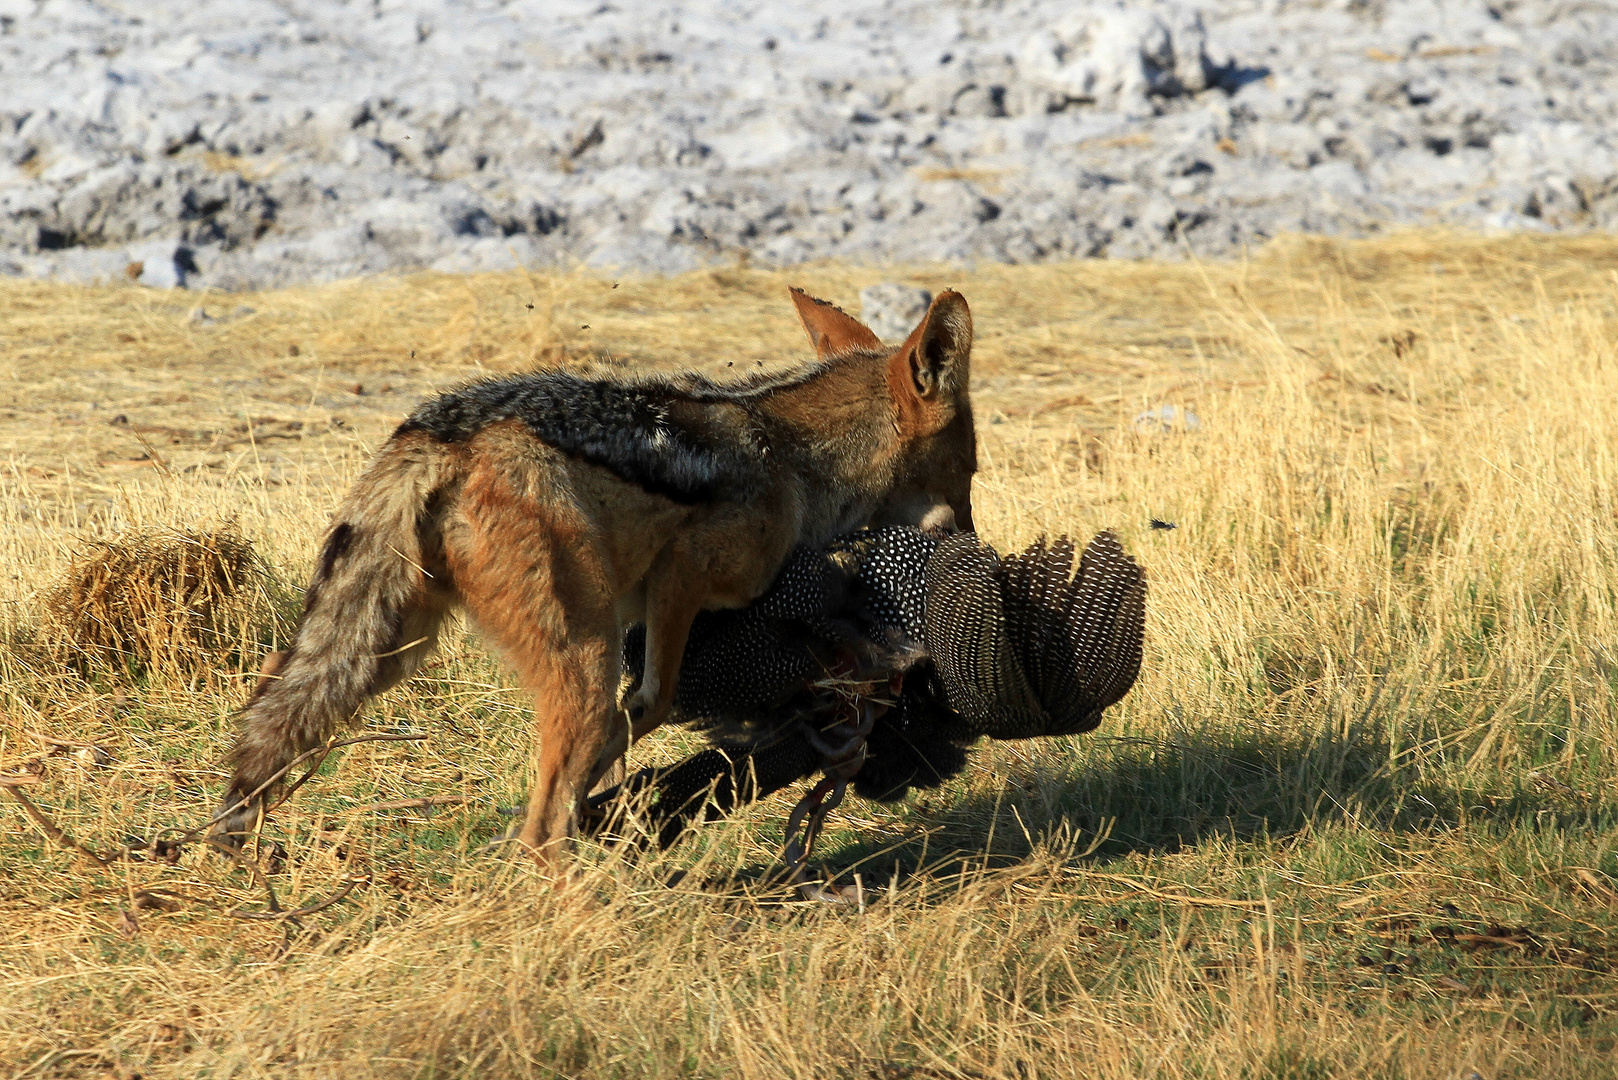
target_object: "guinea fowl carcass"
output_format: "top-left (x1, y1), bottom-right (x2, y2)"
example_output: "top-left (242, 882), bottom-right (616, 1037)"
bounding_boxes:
top-left (598, 527), bottom-right (1147, 861)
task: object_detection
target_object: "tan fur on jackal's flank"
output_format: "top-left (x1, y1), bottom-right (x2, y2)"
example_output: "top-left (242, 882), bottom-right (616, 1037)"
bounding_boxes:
top-left (215, 288), bottom-right (977, 872)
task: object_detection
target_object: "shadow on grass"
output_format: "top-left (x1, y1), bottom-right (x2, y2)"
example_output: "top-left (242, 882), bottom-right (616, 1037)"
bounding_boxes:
top-left (686, 722), bottom-right (1618, 892)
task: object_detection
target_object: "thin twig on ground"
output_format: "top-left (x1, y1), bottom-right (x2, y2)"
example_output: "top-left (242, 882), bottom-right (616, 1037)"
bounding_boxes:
top-left (231, 877), bottom-right (369, 921)
top-left (4, 785), bottom-right (115, 866)
top-left (205, 837), bottom-right (281, 913)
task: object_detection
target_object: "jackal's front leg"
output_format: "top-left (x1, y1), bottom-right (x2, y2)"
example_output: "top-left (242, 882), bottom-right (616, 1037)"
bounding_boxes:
top-left (622, 576), bottom-right (706, 741)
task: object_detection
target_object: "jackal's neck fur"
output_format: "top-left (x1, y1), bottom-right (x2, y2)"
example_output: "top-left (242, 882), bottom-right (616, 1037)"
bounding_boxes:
top-left (735, 348), bottom-right (914, 542)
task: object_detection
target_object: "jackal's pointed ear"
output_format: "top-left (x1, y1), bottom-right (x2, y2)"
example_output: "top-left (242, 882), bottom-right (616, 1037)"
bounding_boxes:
top-left (892, 289), bottom-right (972, 400)
top-left (789, 287), bottom-right (883, 359)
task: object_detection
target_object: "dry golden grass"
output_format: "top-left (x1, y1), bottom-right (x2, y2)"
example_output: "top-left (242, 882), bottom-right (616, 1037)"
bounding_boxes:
top-left (35, 523), bottom-right (284, 684)
top-left (5, 230), bottom-right (1618, 1078)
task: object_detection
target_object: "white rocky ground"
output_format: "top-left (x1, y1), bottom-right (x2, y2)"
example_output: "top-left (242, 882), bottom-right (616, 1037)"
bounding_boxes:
top-left (2, 0), bottom-right (1615, 289)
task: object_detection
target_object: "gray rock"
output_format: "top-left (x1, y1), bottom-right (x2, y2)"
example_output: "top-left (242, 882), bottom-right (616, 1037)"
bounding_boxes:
top-left (1, 1), bottom-right (1617, 289)
top-left (1019, 2), bottom-right (1222, 112)
top-left (1133, 404), bottom-right (1202, 434)
top-left (859, 283), bottom-right (933, 344)
top-left (125, 242), bottom-right (191, 289)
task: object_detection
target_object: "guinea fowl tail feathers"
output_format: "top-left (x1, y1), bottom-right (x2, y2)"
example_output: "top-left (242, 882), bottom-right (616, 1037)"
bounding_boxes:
top-left (923, 533), bottom-right (1038, 729)
top-left (1047, 530), bottom-right (1147, 733)
top-left (1070, 530), bottom-right (1148, 720)
top-left (926, 529), bottom-right (1146, 738)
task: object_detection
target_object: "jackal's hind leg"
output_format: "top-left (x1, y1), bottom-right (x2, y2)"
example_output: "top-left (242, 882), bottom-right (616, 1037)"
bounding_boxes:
top-left (501, 634), bottom-right (618, 872)
top-left (451, 539), bottom-right (623, 871)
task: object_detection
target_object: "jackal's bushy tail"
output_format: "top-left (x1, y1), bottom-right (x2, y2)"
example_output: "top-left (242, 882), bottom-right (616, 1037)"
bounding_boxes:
top-left (215, 439), bottom-right (458, 841)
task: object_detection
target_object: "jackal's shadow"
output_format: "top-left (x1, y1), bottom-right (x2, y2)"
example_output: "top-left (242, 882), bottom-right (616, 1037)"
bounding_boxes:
top-left (729, 722), bottom-right (1614, 887)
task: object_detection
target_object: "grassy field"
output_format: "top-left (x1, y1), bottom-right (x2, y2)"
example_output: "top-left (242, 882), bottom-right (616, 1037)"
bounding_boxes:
top-left (4, 231), bottom-right (1618, 1079)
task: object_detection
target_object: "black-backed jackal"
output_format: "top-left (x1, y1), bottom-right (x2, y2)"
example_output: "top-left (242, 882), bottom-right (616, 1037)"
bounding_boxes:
top-left (217, 288), bottom-right (977, 871)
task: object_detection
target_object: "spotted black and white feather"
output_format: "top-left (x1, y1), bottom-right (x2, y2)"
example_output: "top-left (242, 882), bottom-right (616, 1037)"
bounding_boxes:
top-left (927, 531), bottom-right (1146, 738)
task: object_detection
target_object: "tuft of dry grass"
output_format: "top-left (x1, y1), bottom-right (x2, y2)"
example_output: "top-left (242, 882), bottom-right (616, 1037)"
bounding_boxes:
top-left (35, 522), bottom-right (285, 684)
top-left (5, 229), bottom-right (1618, 1079)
